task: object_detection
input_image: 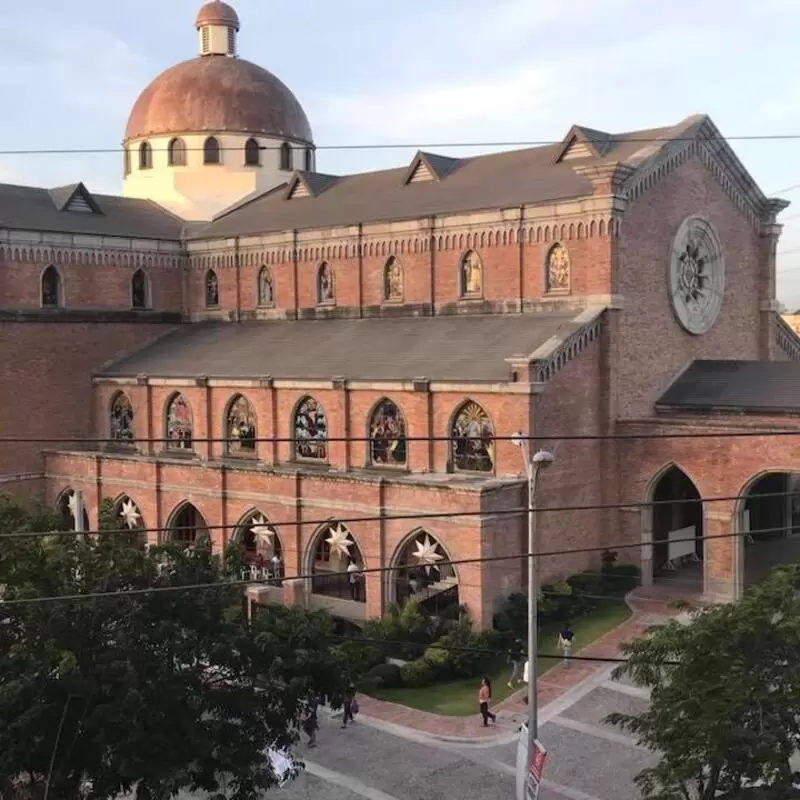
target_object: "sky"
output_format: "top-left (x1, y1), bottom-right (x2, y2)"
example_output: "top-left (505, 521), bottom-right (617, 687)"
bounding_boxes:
top-left (2, 0), bottom-right (800, 305)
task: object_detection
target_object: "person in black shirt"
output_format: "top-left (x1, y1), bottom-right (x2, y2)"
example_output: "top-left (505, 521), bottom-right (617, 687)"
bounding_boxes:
top-left (507, 638), bottom-right (525, 688)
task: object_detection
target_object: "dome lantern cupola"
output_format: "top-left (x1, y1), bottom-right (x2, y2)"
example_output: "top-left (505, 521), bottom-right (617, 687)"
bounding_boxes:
top-left (196, 1), bottom-right (240, 57)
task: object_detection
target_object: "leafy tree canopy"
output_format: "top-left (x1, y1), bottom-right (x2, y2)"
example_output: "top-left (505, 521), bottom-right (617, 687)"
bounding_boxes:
top-left (0, 494), bottom-right (354, 799)
top-left (607, 564), bottom-right (800, 800)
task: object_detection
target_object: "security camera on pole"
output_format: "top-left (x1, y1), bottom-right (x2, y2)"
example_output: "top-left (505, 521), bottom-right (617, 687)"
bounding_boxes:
top-left (511, 432), bottom-right (554, 800)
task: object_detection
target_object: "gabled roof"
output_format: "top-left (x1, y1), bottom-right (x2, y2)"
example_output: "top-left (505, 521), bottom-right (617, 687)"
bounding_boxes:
top-left (49, 182), bottom-right (103, 214)
top-left (554, 125), bottom-right (614, 163)
top-left (284, 171), bottom-right (342, 200)
top-left (402, 151), bottom-right (462, 184)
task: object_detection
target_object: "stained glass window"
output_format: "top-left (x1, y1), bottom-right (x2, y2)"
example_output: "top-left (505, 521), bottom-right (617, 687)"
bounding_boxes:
top-left (257, 266), bottom-right (274, 306)
top-left (166, 393), bottom-right (193, 450)
top-left (131, 269), bottom-right (148, 309)
top-left (205, 269), bottom-right (219, 307)
top-left (293, 395), bottom-right (328, 460)
top-left (41, 265), bottom-right (61, 308)
top-left (451, 400), bottom-right (494, 472)
top-left (546, 243), bottom-right (570, 292)
top-left (110, 392), bottom-right (134, 443)
top-left (226, 394), bottom-right (257, 455)
top-left (369, 399), bottom-right (407, 466)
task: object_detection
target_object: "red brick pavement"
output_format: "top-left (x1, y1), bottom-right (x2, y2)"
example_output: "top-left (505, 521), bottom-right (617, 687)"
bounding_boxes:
top-left (357, 587), bottom-right (695, 742)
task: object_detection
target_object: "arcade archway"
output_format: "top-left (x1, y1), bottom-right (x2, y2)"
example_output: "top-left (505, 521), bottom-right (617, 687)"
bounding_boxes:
top-left (233, 510), bottom-right (283, 582)
top-left (738, 472), bottom-right (800, 588)
top-left (646, 465), bottom-right (704, 589)
top-left (306, 522), bottom-right (366, 604)
top-left (165, 502), bottom-right (210, 549)
top-left (391, 529), bottom-right (459, 617)
top-left (57, 488), bottom-right (91, 533)
top-left (110, 495), bottom-right (147, 545)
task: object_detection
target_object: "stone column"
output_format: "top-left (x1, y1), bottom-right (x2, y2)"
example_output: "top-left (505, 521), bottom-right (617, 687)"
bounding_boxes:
top-left (704, 510), bottom-right (738, 602)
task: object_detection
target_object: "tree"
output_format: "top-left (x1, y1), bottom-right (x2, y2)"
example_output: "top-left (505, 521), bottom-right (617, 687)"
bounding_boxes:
top-left (606, 565), bottom-right (800, 800)
top-left (0, 494), bottom-right (353, 799)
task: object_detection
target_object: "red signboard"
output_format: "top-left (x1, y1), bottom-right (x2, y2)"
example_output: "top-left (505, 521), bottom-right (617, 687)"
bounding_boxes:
top-left (527, 739), bottom-right (547, 800)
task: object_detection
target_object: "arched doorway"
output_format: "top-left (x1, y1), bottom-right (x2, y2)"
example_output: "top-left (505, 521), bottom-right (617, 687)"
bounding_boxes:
top-left (110, 495), bottom-right (147, 545)
top-left (391, 529), bottom-right (459, 617)
top-left (57, 489), bottom-right (91, 533)
top-left (307, 522), bottom-right (366, 603)
top-left (647, 466), bottom-right (704, 589)
top-left (739, 472), bottom-right (800, 587)
top-left (166, 502), bottom-right (210, 549)
top-left (234, 510), bottom-right (283, 582)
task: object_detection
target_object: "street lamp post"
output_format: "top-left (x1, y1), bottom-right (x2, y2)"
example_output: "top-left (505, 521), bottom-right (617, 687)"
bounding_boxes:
top-left (512, 432), bottom-right (554, 797)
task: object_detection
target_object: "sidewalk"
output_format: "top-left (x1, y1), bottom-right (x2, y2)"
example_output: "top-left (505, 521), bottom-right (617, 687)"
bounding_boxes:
top-left (355, 587), bottom-right (690, 743)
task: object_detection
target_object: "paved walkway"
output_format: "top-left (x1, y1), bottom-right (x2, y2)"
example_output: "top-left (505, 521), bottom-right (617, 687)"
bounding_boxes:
top-left (356, 586), bottom-right (694, 742)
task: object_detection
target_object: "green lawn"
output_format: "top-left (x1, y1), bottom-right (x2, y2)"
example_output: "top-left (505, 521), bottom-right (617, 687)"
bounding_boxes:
top-left (369, 599), bottom-right (631, 716)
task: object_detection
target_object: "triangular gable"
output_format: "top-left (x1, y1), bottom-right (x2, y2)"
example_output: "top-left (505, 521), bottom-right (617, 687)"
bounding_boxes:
top-left (554, 125), bottom-right (612, 164)
top-left (49, 182), bottom-right (102, 214)
top-left (284, 171), bottom-right (341, 200)
top-left (402, 151), bottom-right (461, 185)
top-left (286, 174), bottom-right (312, 199)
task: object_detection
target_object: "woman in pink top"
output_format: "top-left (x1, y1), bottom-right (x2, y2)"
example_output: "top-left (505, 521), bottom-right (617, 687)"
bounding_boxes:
top-left (478, 677), bottom-right (496, 727)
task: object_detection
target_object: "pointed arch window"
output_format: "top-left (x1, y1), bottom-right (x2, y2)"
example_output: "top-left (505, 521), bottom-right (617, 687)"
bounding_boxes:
top-left (383, 256), bottom-right (403, 302)
top-left (205, 269), bottom-right (219, 307)
top-left (369, 399), bottom-right (407, 467)
top-left (392, 530), bottom-right (458, 611)
top-left (245, 138), bottom-right (261, 166)
top-left (139, 141), bottom-right (153, 170)
top-left (131, 269), bottom-right (149, 309)
top-left (236, 510), bottom-right (282, 570)
top-left (109, 391), bottom-right (134, 443)
top-left (279, 142), bottom-right (293, 171)
top-left (451, 400), bottom-right (494, 472)
top-left (310, 521), bottom-right (365, 603)
top-left (225, 394), bottom-right (257, 456)
top-left (165, 393), bottom-right (193, 451)
top-left (113, 495), bottom-right (146, 545)
top-left (459, 250), bottom-right (483, 298)
top-left (167, 502), bottom-right (209, 548)
top-left (41, 265), bottom-right (62, 308)
top-left (317, 262), bottom-right (334, 304)
top-left (293, 396), bottom-right (328, 460)
top-left (203, 136), bottom-right (221, 165)
top-left (167, 137), bottom-right (187, 167)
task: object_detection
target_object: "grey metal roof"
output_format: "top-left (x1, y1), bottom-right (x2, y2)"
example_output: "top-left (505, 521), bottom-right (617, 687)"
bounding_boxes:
top-left (188, 117), bottom-right (703, 240)
top-left (657, 360), bottom-right (800, 413)
top-left (97, 312), bottom-right (582, 381)
top-left (0, 182), bottom-right (186, 239)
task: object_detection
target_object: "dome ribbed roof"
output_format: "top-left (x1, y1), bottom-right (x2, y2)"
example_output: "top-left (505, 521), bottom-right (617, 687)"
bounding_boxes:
top-left (124, 57), bottom-right (313, 143)
top-left (196, 1), bottom-right (239, 30)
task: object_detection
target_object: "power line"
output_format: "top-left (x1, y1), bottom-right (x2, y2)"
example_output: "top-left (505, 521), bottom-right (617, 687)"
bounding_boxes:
top-left (0, 522), bottom-right (787, 607)
top-left (5, 133), bottom-right (800, 158)
top-left (17, 487), bottom-right (796, 540)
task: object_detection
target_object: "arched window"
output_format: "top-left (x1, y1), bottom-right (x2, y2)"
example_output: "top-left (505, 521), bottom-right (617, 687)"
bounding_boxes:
top-left (41, 265), bottom-right (62, 308)
top-left (203, 136), bottom-right (221, 165)
top-left (131, 269), bottom-right (149, 309)
top-left (317, 262), bottom-right (334, 304)
top-left (139, 141), bottom-right (152, 170)
top-left (369, 399), bottom-right (407, 467)
top-left (293, 396), bottom-right (328, 460)
top-left (279, 142), bottom-right (293, 171)
top-left (391, 530), bottom-right (458, 613)
top-left (310, 521), bottom-right (365, 603)
top-left (383, 256), bottom-right (403, 302)
top-left (123, 148), bottom-right (131, 177)
top-left (236, 510), bottom-right (282, 570)
top-left (304, 147), bottom-right (313, 172)
top-left (257, 265), bottom-right (274, 306)
top-left (459, 250), bottom-right (483, 298)
top-left (113, 495), bottom-right (146, 545)
top-left (205, 269), bottom-right (219, 307)
top-left (109, 391), bottom-right (134, 443)
top-left (166, 502), bottom-right (209, 549)
top-left (545, 243), bottom-right (570, 293)
top-left (165, 393), bottom-right (193, 450)
top-left (225, 394), bottom-right (257, 456)
top-left (167, 137), bottom-right (187, 167)
top-left (245, 138), bottom-right (261, 166)
top-left (450, 400), bottom-right (494, 472)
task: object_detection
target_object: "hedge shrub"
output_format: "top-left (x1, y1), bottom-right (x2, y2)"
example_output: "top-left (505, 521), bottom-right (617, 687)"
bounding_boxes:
top-left (363, 662), bottom-right (404, 689)
top-left (400, 659), bottom-right (436, 688)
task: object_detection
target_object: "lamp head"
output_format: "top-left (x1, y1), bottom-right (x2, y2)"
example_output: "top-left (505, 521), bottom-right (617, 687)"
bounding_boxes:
top-left (532, 449), bottom-right (555, 467)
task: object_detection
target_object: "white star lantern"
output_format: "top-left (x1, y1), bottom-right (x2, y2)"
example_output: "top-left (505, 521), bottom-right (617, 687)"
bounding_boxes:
top-left (66, 492), bottom-right (78, 519)
top-left (325, 523), bottom-right (353, 559)
top-left (120, 500), bottom-right (141, 530)
top-left (412, 534), bottom-right (443, 575)
top-left (250, 515), bottom-right (275, 547)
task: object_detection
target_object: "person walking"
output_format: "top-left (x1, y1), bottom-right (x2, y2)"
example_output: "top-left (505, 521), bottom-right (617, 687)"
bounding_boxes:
top-left (302, 695), bottom-right (319, 747)
top-left (478, 677), bottom-right (496, 727)
top-left (507, 638), bottom-right (525, 688)
top-left (558, 622), bottom-right (575, 667)
top-left (341, 683), bottom-right (357, 729)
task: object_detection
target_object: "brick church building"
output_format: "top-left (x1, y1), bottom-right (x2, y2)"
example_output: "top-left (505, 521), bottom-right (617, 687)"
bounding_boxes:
top-left (3, 1), bottom-right (800, 628)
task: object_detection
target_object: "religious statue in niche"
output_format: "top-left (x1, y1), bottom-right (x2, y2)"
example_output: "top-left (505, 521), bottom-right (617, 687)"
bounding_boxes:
top-left (294, 396), bottom-right (328, 460)
top-left (369, 400), bottom-right (407, 466)
top-left (451, 401), bottom-right (494, 472)
top-left (166, 395), bottom-right (193, 450)
top-left (110, 393), bottom-right (134, 443)
top-left (461, 251), bottom-right (483, 297)
top-left (317, 264), bottom-right (334, 303)
top-left (205, 271), bottom-right (219, 307)
top-left (226, 395), bottom-right (257, 454)
top-left (546, 243), bottom-right (570, 292)
top-left (384, 257), bottom-right (403, 301)
top-left (258, 267), bottom-right (274, 306)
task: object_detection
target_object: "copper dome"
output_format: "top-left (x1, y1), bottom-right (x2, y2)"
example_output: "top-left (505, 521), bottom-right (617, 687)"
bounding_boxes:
top-left (124, 57), bottom-right (313, 143)
top-left (196, 1), bottom-right (239, 30)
